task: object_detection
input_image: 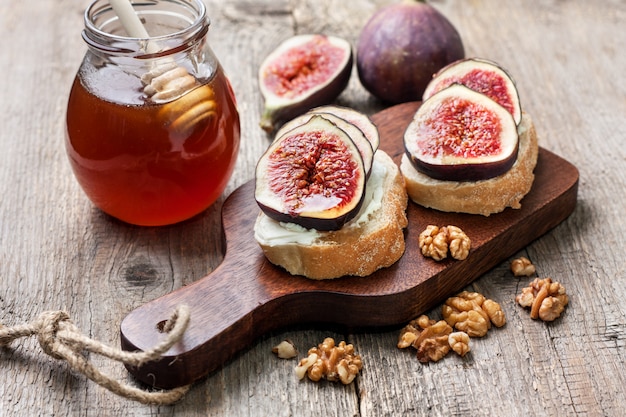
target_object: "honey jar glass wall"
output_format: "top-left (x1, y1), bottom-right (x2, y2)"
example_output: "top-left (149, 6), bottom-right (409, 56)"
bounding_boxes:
top-left (66, 0), bottom-right (240, 226)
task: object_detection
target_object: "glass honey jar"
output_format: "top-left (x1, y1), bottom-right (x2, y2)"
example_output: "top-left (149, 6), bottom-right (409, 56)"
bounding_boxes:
top-left (66, 0), bottom-right (240, 226)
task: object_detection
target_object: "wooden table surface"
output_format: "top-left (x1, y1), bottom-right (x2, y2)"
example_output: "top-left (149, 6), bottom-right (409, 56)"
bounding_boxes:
top-left (1, 0), bottom-right (624, 416)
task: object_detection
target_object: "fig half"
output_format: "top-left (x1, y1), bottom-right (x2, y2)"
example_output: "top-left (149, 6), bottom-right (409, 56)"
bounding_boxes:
top-left (423, 58), bottom-right (522, 125)
top-left (258, 34), bottom-right (353, 133)
top-left (404, 84), bottom-right (519, 182)
top-left (255, 115), bottom-right (366, 231)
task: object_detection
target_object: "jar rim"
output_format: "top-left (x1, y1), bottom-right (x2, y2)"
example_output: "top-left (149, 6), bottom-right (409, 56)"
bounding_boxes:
top-left (83, 0), bottom-right (209, 56)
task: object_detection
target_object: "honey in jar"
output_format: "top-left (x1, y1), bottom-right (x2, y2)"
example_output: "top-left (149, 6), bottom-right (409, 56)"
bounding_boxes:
top-left (65, 0), bottom-right (240, 226)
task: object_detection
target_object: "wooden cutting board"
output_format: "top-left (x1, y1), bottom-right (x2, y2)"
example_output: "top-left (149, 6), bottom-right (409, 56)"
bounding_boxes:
top-left (120, 101), bottom-right (579, 389)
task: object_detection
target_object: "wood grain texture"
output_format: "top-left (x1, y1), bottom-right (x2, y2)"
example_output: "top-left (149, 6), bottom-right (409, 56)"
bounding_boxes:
top-left (1, 0), bottom-right (625, 416)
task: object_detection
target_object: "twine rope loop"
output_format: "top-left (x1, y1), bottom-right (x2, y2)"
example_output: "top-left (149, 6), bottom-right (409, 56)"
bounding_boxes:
top-left (0, 305), bottom-right (191, 405)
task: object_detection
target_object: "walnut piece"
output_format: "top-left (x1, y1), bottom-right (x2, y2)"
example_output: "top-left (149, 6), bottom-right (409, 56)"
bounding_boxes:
top-left (397, 315), bottom-right (453, 363)
top-left (272, 339), bottom-right (298, 359)
top-left (443, 291), bottom-right (506, 337)
top-left (294, 353), bottom-right (317, 380)
top-left (446, 226), bottom-right (471, 260)
top-left (294, 338), bottom-right (362, 384)
top-left (448, 332), bottom-right (471, 357)
top-left (483, 299), bottom-right (506, 328)
top-left (418, 225), bottom-right (471, 261)
top-left (511, 257), bottom-right (536, 277)
top-left (516, 277), bottom-right (569, 321)
top-left (418, 225), bottom-right (448, 261)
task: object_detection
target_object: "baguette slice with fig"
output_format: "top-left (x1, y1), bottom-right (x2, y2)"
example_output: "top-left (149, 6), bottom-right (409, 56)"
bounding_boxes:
top-left (401, 81), bottom-right (538, 216)
top-left (254, 112), bottom-right (408, 280)
top-left (255, 150), bottom-right (408, 279)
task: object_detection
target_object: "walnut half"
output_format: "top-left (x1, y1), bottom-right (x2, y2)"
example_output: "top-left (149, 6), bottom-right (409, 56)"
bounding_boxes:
top-left (418, 225), bottom-right (471, 261)
top-left (294, 338), bottom-right (362, 384)
top-left (516, 277), bottom-right (569, 321)
top-left (418, 225), bottom-right (448, 261)
top-left (446, 226), bottom-right (471, 261)
top-left (397, 315), bottom-right (454, 363)
top-left (448, 332), bottom-right (471, 357)
top-left (442, 291), bottom-right (506, 337)
top-left (511, 257), bottom-right (536, 277)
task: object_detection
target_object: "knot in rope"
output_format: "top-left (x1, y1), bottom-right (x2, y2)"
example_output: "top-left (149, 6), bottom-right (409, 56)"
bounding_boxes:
top-left (34, 310), bottom-right (73, 359)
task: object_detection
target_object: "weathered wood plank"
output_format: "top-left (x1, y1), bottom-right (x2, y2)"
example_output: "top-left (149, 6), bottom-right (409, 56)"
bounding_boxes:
top-left (0, 0), bottom-right (625, 416)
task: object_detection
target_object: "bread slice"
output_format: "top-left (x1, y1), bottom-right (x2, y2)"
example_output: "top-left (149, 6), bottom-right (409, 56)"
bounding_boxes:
top-left (254, 150), bottom-right (408, 280)
top-left (400, 112), bottom-right (539, 216)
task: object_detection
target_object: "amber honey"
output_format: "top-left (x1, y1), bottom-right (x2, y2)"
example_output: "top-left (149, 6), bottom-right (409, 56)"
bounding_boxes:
top-left (65, 66), bottom-right (240, 226)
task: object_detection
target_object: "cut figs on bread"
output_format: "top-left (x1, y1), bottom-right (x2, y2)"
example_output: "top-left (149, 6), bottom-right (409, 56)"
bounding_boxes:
top-left (255, 150), bottom-right (408, 280)
top-left (401, 112), bottom-right (538, 216)
top-left (254, 105), bottom-right (408, 280)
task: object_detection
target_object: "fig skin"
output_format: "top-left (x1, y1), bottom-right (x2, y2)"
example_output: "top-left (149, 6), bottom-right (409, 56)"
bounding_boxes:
top-left (404, 84), bottom-right (519, 182)
top-left (258, 34), bottom-right (353, 133)
top-left (255, 115), bottom-right (366, 231)
top-left (356, 0), bottom-right (465, 104)
top-left (423, 58), bottom-right (523, 125)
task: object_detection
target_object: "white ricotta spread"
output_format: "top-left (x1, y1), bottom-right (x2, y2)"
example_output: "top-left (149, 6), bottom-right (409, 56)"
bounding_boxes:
top-left (254, 153), bottom-right (388, 246)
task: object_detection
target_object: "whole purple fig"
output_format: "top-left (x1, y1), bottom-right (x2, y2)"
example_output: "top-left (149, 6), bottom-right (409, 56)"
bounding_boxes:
top-left (356, 0), bottom-right (465, 104)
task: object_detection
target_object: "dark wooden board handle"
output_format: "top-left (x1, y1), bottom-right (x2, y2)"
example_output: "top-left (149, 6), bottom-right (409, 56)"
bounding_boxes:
top-left (120, 101), bottom-right (579, 389)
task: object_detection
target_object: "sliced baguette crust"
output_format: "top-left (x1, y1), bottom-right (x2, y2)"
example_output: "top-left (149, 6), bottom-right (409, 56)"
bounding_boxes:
top-left (401, 112), bottom-right (539, 216)
top-left (255, 150), bottom-right (408, 280)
